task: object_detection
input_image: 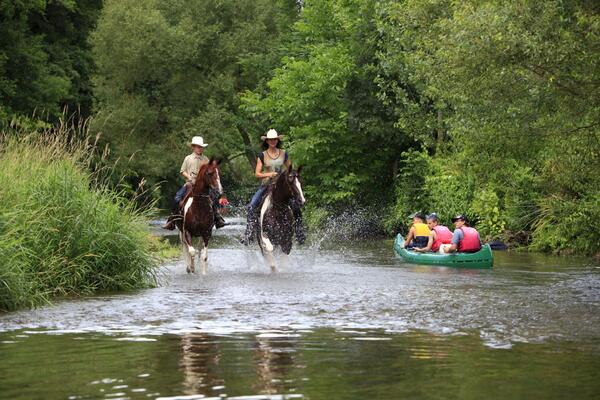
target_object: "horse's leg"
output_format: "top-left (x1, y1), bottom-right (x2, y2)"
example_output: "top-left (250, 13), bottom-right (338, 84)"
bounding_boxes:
top-left (180, 230), bottom-right (192, 274)
top-left (182, 198), bottom-right (196, 258)
top-left (184, 230), bottom-right (196, 273)
top-left (200, 236), bottom-right (209, 275)
top-left (259, 196), bottom-right (274, 253)
top-left (259, 196), bottom-right (276, 272)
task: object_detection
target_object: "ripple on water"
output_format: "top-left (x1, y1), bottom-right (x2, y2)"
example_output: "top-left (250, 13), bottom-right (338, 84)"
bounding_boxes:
top-left (0, 229), bottom-right (599, 348)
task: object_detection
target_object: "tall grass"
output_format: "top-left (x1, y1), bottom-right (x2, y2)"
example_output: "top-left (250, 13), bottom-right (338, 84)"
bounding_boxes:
top-left (0, 127), bottom-right (159, 312)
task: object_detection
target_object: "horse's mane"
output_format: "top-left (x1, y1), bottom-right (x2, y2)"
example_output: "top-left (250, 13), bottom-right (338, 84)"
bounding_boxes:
top-left (193, 163), bottom-right (211, 191)
top-left (196, 163), bottom-right (210, 179)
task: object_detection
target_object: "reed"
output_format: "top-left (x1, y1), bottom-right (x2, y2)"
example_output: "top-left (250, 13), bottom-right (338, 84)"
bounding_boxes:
top-left (0, 126), bottom-right (159, 312)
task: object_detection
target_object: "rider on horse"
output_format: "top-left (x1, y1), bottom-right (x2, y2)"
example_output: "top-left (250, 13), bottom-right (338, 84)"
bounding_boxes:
top-left (240, 129), bottom-right (306, 245)
top-left (162, 136), bottom-right (226, 230)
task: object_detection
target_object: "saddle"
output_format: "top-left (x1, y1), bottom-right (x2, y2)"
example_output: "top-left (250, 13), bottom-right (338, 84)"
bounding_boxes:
top-left (178, 182), bottom-right (194, 209)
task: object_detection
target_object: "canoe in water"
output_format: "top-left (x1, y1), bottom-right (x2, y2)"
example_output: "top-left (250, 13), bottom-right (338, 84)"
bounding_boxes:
top-left (394, 234), bottom-right (493, 269)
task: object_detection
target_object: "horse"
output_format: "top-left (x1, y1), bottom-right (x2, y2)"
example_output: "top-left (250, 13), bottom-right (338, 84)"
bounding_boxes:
top-left (258, 165), bottom-right (305, 271)
top-left (179, 158), bottom-right (223, 274)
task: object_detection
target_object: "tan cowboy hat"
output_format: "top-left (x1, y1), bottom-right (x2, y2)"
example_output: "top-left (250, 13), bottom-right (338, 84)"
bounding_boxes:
top-left (260, 129), bottom-right (284, 141)
top-left (190, 136), bottom-right (208, 147)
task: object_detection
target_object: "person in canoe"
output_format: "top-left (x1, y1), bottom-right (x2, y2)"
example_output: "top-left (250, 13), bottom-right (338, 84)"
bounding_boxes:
top-left (240, 128), bottom-right (306, 245)
top-left (402, 212), bottom-right (430, 249)
top-left (162, 136), bottom-right (227, 230)
top-left (440, 214), bottom-right (482, 253)
top-left (413, 213), bottom-right (453, 253)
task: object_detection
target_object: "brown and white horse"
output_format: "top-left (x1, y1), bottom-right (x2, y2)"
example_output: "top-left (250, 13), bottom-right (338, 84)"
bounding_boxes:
top-left (258, 165), bottom-right (305, 271)
top-left (180, 159), bottom-right (223, 274)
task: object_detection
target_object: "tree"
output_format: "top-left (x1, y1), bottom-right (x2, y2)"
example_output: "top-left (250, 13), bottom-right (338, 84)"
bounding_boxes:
top-left (378, 0), bottom-right (600, 252)
top-left (91, 0), bottom-right (299, 204)
top-left (0, 0), bottom-right (102, 126)
top-left (243, 0), bottom-right (412, 206)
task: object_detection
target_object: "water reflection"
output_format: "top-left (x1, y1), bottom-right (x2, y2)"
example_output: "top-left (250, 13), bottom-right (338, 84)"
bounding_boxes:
top-left (179, 333), bottom-right (223, 396)
top-left (176, 332), bottom-right (302, 397)
top-left (253, 334), bottom-right (301, 395)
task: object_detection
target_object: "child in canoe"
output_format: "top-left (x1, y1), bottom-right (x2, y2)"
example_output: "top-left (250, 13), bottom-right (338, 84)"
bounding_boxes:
top-left (402, 212), bottom-right (430, 249)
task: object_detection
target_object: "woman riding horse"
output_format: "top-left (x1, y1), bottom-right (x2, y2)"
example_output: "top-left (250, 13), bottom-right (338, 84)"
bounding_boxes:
top-left (241, 129), bottom-right (306, 245)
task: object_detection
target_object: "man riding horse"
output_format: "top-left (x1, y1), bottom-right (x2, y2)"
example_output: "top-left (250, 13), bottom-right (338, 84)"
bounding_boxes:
top-left (240, 129), bottom-right (306, 245)
top-left (162, 136), bottom-right (226, 230)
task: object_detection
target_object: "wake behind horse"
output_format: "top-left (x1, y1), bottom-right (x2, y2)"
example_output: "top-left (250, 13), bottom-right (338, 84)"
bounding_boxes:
top-left (258, 166), bottom-right (305, 271)
top-left (180, 159), bottom-right (223, 274)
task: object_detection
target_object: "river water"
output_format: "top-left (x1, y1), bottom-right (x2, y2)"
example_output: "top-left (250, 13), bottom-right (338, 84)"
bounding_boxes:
top-left (1, 218), bottom-right (599, 399)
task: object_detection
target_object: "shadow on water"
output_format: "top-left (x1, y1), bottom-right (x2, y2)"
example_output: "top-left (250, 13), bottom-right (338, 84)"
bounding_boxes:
top-left (0, 215), bottom-right (599, 399)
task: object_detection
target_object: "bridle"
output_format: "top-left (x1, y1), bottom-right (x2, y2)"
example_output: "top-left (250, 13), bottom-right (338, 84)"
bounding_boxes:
top-left (282, 170), bottom-right (302, 203)
top-left (192, 167), bottom-right (220, 198)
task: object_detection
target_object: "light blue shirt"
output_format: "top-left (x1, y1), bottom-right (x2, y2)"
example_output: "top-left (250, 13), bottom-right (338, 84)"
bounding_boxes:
top-left (452, 228), bottom-right (481, 245)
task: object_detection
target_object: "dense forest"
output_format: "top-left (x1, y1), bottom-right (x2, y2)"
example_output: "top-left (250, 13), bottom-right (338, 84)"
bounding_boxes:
top-left (1, 0), bottom-right (599, 255)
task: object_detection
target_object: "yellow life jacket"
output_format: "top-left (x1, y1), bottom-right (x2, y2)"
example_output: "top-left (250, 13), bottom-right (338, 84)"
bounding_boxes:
top-left (413, 222), bottom-right (430, 237)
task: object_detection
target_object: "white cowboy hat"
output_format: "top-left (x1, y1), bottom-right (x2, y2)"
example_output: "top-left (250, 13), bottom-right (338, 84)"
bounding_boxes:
top-left (190, 136), bottom-right (208, 147)
top-left (260, 129), bottom-right (284, 141)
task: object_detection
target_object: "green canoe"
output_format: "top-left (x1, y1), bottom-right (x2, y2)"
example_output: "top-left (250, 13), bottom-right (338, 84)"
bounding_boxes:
top-left (394, 234), bottom-right (493, 269)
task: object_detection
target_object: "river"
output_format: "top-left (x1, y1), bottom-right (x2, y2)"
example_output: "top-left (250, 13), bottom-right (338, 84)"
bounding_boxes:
top-left (1, 217), bottom-right (599, 399)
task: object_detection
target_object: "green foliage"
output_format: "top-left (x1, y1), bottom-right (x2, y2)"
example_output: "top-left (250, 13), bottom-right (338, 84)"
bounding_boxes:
top-left (0, 130), bottom-right (159, 311)
top-left (376, 0), bottom-right (600, 253)
top-left (424, 171), bottom-right (475, 228)
top-left (471, 189), bottom-right (506, 241)
top-left (0, 0), bottom-right (102, 125)
top-left (303, 205), bottom-right (331, 232)
top-left (531, 194), bottom-right (600, 255)
top-left (2, 0), bottom-right (598, 255)
top-left (384, 149), bottom-right (431, 233)
top-left (91, 0), bottom-right (299, 206)
top-left (243, 0), bottom-right (408, 206)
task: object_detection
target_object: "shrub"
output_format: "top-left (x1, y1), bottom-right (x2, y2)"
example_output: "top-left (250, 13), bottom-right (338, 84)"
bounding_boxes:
top-left (424, 157), bottom-right (476, 227)
top-left (471, 188), bottom-right (506, 240)
top-left (0, 131), bottom-right (159, 311)
top-left (530, 193), bottom-right (600, 255)
top-left (384, 149), bottom-right (431, 234)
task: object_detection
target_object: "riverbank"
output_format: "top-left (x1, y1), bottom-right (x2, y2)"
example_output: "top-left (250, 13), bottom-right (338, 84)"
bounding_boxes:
top-left (0, 132), bottom-right (161, 312)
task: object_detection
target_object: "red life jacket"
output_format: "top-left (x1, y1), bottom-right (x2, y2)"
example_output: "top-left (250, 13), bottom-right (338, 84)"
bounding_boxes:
top-left (431, 225), bottom-right (453, 251)
top-left (458, 226), bottom-right (482, 252)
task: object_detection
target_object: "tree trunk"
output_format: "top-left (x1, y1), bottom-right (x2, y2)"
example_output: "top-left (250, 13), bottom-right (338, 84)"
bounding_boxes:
top-left (237, 125), bottom-right (257, 169)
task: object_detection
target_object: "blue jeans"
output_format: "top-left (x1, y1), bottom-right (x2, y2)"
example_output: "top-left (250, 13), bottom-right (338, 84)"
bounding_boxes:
top-left (248, 186), bottom-right (268, 212)
top-left (175, 184), bottom-right (188, 203)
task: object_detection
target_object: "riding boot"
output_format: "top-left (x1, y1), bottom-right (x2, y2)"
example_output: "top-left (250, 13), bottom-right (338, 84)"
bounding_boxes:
top-left (213, 203), bottom-right (226, 228)
top-left (240, 207), bottom-right (257, 245)
top-left (290, 200), bottom-right (307, 245)
top-left (161, 201), bottom-right (181, 230)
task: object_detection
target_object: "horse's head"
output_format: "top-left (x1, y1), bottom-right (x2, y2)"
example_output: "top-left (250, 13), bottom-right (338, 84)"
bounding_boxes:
top-left (285, 164), bottom-right (305, 206)
top-left (195, 158), bottom-right (223, 195)
top-left (205, 158), bottom-right (223, 194)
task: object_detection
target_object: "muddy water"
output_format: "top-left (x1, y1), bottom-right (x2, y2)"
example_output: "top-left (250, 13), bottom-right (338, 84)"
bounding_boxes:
top-left (0, 218), bottom-right (599, 399)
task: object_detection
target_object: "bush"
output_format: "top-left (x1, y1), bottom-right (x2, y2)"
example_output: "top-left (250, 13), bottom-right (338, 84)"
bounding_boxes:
top-left (384, 149), bottom-right (431, 234)
top-left (424, 167), bottom-right (475, 227)
top-left (471, 188), bottom-right (506, 240)
top-left (530, 194), bottom-right (600, 255)
top-left (0, 131), bottom-right (159, 312)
